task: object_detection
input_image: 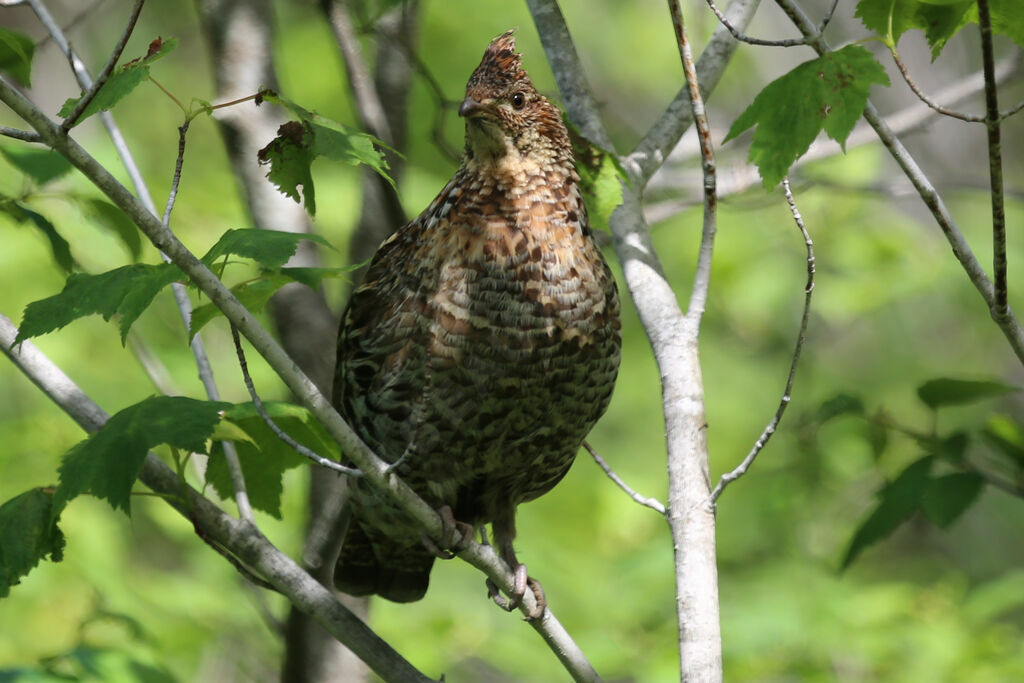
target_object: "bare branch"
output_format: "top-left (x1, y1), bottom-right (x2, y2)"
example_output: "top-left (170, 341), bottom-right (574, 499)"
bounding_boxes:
top-left (702, 0), bottom-right (836, 47)
top-left (709, 178), bottom-right (814, 504)
top-left (0, 125), bottom-right (41, 142)
top-left (583, 441), bottom-right (666, 515)
top-left (60, 0), bottom-right (145, 130)
top-left (669, 0), bottom-right (718, 321)
top-left (888, 46), bottom-right (983, 123)
top-left (628, 0), bottom-right (761, 184)
top-left (977, 0), bottom-right (1008, 319)
top-left (0, 312), bottom-right (437, 683)
top-left (525, 0), bottom-right (614, 150)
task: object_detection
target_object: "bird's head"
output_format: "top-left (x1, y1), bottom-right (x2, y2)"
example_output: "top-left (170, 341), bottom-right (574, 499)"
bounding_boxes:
top-left (459, 31), bottom-right (570, 167)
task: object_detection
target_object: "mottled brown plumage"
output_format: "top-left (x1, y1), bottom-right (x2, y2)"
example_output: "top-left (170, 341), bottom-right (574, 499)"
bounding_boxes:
top-left (332, 31), bottom-right (621, 607)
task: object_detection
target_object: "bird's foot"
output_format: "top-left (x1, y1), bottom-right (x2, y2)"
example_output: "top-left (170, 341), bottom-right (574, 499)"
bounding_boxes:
top-left (420, 505), bottom-right (473, 560)
top-left (486, 564), bottom-right (546, 620)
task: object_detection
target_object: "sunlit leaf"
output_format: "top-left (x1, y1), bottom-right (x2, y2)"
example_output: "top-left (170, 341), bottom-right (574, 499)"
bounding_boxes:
top-left (207, 402), bottom-right (339, 518)
top-left (200, 228), bottom-right (333, 271)
top-left (189, 274), bottom-right (291, 337)
top-left (0, 489), bottom-right (65, 598)
top-left (52, 397), bottom-right (228, 518)
top-left (257, 92), bottom-right (392, 215)
top-left (58, 37), bottom-right (177, 125)
top-left (16, 263), bottom-right (181, 346)
top-left (724, 46), bottom-right (889, 188)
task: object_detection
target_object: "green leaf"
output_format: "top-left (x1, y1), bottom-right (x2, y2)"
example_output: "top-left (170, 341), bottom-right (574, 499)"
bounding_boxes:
top-left (854, 0), bottom-right (923, 42)
top-left (723, 45), bottom-right (889, 188)
top-left (201, 228), bottom-right (333, 271)
top-left (207, 402), bottom-right (338, 518)
top-left (815, 393), bottom-right (865, 423)
top-left (257, 92), bottom-right (392, 215)
top-left (0, 489), bottom-right (65, 598)
top-left (918, 1), bottom-right (975, 57)
top-left (982, 415), bottom-right (1024, 467)
top-left (841, 456), bottom-right (933, 569)
top-left (921, 472), bottom-right (985, 528)
top-left (189, 274), bottom-right (291, 336)
top-left (988, 0), bottom-right (1024, 50)
top-left (16, 263), bottom-right (181, 346)
top-left (0, 27), bottom-right (35, 87)
top-left (0, 146), bottom-right (73, 186)
top-left (52, 397), bottom-right (229, 518)
top-left (867, 413), bottom-right (889, 460)
top-left (2, 201), bottom-right (75, 273)
top-left (257, 121), bottom-right (317, 213)
top-left (916, 378), bottom-right (1020, 409)
top-left (57, 37), bottom-right (177, 126)
top-left (81, 198), bottom-right (143, 260)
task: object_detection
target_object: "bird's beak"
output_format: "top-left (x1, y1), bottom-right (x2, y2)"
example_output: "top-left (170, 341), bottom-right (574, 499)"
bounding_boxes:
top-left (458, 96), bottom-right (487, 118)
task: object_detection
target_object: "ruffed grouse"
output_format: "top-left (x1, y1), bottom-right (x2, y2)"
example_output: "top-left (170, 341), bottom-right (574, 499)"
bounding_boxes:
top-left (332, 31), bottom-right (621, 611)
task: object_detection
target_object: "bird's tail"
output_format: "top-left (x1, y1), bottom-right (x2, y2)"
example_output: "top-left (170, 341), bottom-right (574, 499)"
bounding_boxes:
top-left (334, 518), bottom-right (436, 603)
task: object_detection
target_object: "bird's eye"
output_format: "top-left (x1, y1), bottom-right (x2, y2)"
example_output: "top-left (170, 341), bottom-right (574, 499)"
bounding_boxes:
top-left (510, 92), bottom-right (526, 110)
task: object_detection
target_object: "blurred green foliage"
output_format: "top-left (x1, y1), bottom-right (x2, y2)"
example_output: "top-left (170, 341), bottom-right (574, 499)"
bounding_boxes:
top-left (1, 0), bottom-right (1023, 681)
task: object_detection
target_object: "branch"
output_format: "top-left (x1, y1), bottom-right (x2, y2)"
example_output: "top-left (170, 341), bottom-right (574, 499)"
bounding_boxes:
top-left (321, 0), bottom-right (393, 144)
top-left (888, 46), bottom-right (983, 123)
top-left (709, 178), bottom-right (814, 503)
top-left (977, 0), bottom-right (1008, 319)
top-left (529, 2), bottom-right (759, 680)
top-left (669, 0), bottom-right (717, 321)
top-left (702, 0), bottom-right (836, 47)
top-left (0, 125), bottom-right (41, 142)
top-left (0, 313), bottom-right (436, 683)
top-left (0, 73), bottom-right (598, 683)
top-left (774, 0), bottom-right (1024, 367)
top-left (60, 0), bottom-right (145, 130)
top-left (628, 0), bottom-right (761, 183)
top-left (231, 325), bottom-right (363, 477)
top-left (583, 441), bottom-right (666, 515)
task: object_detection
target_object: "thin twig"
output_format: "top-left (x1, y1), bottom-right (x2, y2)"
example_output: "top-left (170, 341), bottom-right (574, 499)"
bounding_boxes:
top-left (702, 0), bottom-right (834, 47)
top-left (888, 47), bottom-right (983, 123)
top-left (161, 119), bottom-right (256, 523)
top-left (669, 0), bottom-right (717, 320)
top-left (61, 0), bottom-right (145, 129)
top-left (583, 441), bottom-right (666, 515)
top-left (230, 325), bottom-right (364, 478)
top-left (0, 126), bottom-right (42, 142)
top-left (977, 0), bottom-right (1007, 320)
top-left (709, 178), bottom-right (814, 503)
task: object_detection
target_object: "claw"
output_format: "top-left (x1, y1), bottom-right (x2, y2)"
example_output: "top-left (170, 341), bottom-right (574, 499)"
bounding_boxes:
top-left (420, 505), bottom-right (473, 559)
top-left (484, 564), bottom-right (546, 620)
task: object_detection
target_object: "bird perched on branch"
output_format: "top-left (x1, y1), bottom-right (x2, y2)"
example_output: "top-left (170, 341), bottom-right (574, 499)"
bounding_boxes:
top-left (332, 30), bottom-right (621, 615)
